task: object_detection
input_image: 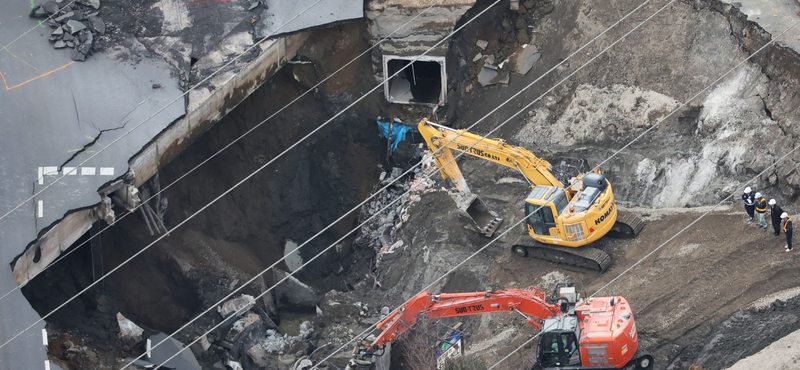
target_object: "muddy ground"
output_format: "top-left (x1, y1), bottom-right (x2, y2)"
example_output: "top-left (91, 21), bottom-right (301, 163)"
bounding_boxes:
top-left (22, 0), bottom-right (800, 369)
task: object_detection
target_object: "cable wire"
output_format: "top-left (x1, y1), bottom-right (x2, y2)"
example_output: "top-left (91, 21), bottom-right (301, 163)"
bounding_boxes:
top-left (0, 0), bottom-right (506, 351)
top-left (315, 3), bottom-right (800, 369)
top-left (139, 0), bottom-right (682, 367)
top-left (0, 0), bottom-right (450, 305)
top-left (0, 0), bottom-right (324, 222)
top-left (485, 16), bottom-right (800, 370)
top-left (2, 0), bottom-right (78, 50)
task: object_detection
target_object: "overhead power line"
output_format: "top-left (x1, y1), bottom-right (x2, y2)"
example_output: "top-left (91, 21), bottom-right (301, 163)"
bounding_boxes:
top-left (315, 4), bottom-right (800, 370)
top-left (0, 0), bottom-right (448, 305)
top-left (0, 0), bottom-right (507, 351)
top-left (0, 0), bottom-right (325, 222)
top-left (137, 0), bottom-right (681, 367)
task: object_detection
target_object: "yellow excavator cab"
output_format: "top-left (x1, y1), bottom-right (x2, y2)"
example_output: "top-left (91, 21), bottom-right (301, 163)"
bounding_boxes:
top-left (417, 118), bottom-right (644, 271)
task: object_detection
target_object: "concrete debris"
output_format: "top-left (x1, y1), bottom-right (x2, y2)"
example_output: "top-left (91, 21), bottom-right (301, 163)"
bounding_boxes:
top-left (477, 65), bottom-right (510, 86)
top-left (316, 305), bottom-right (323, 316)
top-left (218, 294), bottom-right (256, 318)
top-left (293, 358), bottom-right (313, 370)
top-left (42, 1), bottom-right (59, 14)
top-left (381, 306), bottom-right (390, 317)
top-left (484, 54), bottom-right (495, 65)
top-left (87, 15), bottom-right (104, 35)
top-left (274, 269), bottom-right (320, 310)
top-left (147, 333), bottom-right (202, 370)
top-left (476, 39), bottom-right (488, 50)
top-left (357, 151), bottom-right (436, 265)
top-left (506, 44), bottom-right (541, 75)
top-left (249, 1), bottom-right (260, 10)
top-left (116, 312), bottom-right (144, 340)
top-left (472, 53), bottom-right (483, 62)
top-left (30, 0), bottom-right (105, 60)
top-left (66, 20), bottom-right (85, 33)
top-left (225, 312), bottom-right (264, 342)
top-left (227, 359), bottom-right (244, 370)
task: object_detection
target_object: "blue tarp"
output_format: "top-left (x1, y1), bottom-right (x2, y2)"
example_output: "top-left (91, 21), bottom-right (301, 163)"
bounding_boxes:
top-left (377, 121), bottom-right (413, 155)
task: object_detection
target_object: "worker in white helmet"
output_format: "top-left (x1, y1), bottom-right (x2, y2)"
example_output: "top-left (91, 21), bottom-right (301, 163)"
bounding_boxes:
top-left (782, 212), bottom-right (793, 252)
top-left (769, 199), bottom-right (783, 236)
top-left (755, 192), bottom-right (768, 229)
top-left (741, 187), bottom-right (755, 224)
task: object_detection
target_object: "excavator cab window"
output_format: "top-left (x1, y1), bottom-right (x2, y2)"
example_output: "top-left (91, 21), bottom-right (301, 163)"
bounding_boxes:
top-left (526, 203), bottom-right (555, 236)
top-left (538, 331), bottom-right (577, 367)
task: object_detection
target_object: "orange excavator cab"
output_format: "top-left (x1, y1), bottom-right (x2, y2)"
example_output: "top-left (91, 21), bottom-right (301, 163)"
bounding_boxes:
top-left (345, 283), bottom-right (653, 370)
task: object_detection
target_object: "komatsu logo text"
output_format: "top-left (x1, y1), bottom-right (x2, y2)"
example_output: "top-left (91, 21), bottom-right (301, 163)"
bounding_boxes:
top-left (454, 304), bottom-right (485, 314)
top-left (594, 203), bottom-right (614, 225)
top-left (457, 144), bottom-right (500, 161)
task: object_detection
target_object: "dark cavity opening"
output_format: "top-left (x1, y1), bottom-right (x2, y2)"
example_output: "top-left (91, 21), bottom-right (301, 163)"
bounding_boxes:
top-left (385, 57), bottom-right (444, 105)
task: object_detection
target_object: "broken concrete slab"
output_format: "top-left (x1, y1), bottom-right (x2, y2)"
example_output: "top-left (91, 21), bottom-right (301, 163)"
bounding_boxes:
top-left (66, 19), bottom-right (85, 34)
top-left (51, 27), bottom-right (64, 37)
top-left (147, 333), bottom-right (201, 370)
top-left (88, 0), bottom-right (100, 10)
top-left (218, 294), bottom-right (256, 318)
top-left (506, 44), bottom-right (541, 75)
top-left (117, 312), bottom-right (144, 341)
top-left (53, 40), bottom-right (66, 48)
top-left (87, 15), bottom-right (104, 35)
top-left (477, 65), bottom-right (510, 86)
top-left (42, 1), bottom-right (59, 14)
top-left (472, 53), bottom-right (483, 62)
top-left (476, 39), bottom-right (488, 50)
top-left (274, 269), bottom-right (320, 310)
top-left (29, 6), bottom-right (48, 18)
top-left (70, 49), bottom-right (86, 61)
top-left (54, 12), bottom-right (74, 23)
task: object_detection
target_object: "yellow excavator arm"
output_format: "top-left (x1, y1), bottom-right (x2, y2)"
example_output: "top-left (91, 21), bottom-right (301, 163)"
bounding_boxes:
top-left (416, 118), bottom-right (644, 271)
top-left (418, 118), bottom-right (564, 190)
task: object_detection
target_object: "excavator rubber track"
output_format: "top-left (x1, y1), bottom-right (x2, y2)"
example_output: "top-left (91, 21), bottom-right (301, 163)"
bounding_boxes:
top-left (507, 235), bottom-right (612, 271)
top-left (606, 210), bottom-right (645, 239)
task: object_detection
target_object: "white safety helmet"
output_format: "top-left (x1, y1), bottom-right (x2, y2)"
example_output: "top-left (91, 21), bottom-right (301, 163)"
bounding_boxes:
top-left (744, 187), bottom-right (752, 193)
top-left (755, 192), bottom-right (762, 198)
top-left (769, 199), bottom-right (777, 205)
top-left (781, 212), bottom-right (789, 219)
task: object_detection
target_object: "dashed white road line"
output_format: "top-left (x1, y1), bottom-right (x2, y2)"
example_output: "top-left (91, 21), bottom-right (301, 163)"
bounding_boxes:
top-left (41, 329), bottom-right (47, 346)
top-left (80, 167), bottom-right (96, 176)
top-left (45, 360), bottom-right (50, 370)
top-left (37, 201), bottom-right (43, 218)
top-left (63, 167), bottom-right (77, 176)
top-left (99, 167), bottom-right (114, 176)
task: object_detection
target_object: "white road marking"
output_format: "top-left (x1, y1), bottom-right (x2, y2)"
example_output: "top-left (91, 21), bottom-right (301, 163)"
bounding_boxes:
top-left (45, 360), bottom-right (50, 370)
top-left (81, 167), bottom-right (96, 176)
top-left (146, 338), bottom-right (152, 359)
top-left (100, 167), bottom-right (114, 176)
top-left (42, 166), bottom-right (58, 176)
top-left (37, 167), bottom-right (43, 185)
top-left (42, 329), bottom-right (47, 346)
top-left (63, 167), bottom-right (77, 176)
top-left (37, 201), bottom-right (43, 218)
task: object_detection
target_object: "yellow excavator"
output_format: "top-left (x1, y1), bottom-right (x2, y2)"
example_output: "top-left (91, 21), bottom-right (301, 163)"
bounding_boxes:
top-left (418, 118), bottom-right (644, 271)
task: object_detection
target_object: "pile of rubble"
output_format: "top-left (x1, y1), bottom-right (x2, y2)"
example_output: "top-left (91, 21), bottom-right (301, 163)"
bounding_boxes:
top-left (30, 0), bottom-right (107, 61)
top-left (356, 149), bottom-right (437, 265)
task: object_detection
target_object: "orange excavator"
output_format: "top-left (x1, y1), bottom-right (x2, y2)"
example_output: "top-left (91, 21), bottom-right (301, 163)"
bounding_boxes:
top-left (345, 285), bottom-right (653, 370)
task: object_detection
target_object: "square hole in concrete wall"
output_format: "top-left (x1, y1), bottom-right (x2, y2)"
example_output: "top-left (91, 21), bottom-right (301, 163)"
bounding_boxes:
top-left (383, 55), bottom-right (446, 106)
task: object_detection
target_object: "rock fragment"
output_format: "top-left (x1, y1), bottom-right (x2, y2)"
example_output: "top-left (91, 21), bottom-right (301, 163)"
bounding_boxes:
top-left (87, 15), bottom-right (105, 35)
top-left (476, 39), bottom-right (488, 50)
top-left (53, 40), bottom-right (67, 48)
top-left (70, 49), bottom-right (86, 61)
top-left (66, 19), bottom-right (86, 34)
top-left (42, 1), bottom-right (60, 14)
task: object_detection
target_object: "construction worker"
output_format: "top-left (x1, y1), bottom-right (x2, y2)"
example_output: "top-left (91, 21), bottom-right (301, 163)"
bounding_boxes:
top-left (782, 212), bottom-right (793, 252)
top-left (755, 192), bottom-right (768, 229)
top-left (770, 199), bottom-right (784, 236)
top-left (742, 187), bottom-right (756, 224)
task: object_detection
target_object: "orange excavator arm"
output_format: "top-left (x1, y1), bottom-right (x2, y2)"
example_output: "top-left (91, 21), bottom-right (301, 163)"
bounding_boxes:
top-left (369, 287), bottom-right (563, 349)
